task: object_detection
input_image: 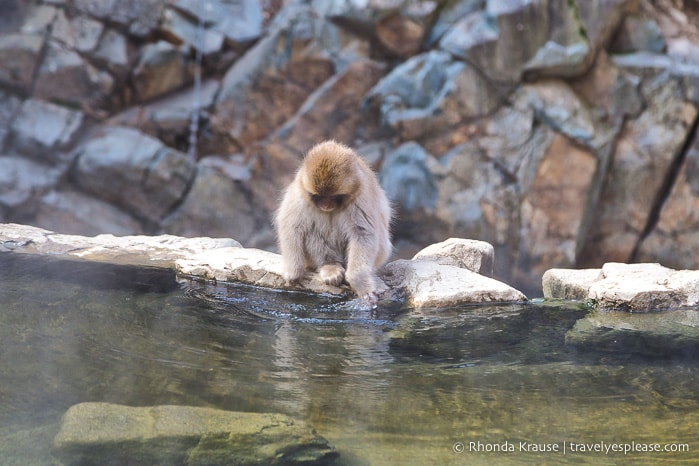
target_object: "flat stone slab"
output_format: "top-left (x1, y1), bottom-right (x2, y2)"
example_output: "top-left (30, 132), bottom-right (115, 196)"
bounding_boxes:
top-left (543, 262), bottom-right (699, 311)
top-left (566, 309), bottom-right (699, 357)
top-left (52, 402), bottom-right (337, 466)
top-left (1, 223), bottom-right (527, 308)
top-left (176, 247), bottom-right (348, 296)
top-left (0, 223), bottom-right (239, 267)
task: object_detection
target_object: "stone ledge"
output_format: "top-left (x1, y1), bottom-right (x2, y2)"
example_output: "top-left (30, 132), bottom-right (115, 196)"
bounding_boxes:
top-left (0, 223), bottom-right (527, 308)
top-left (543, 262), bottom-right (699, 312)
top-left (0, 222), bottom-right (240, 267)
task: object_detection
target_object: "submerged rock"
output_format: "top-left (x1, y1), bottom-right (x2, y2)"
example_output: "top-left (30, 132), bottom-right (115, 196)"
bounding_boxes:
top-left (51, 402), bottom-right (338, 466)
top-left (566, 309), bottom-right (699, 358)
top-left (543, 263), bottom-right (699, 312)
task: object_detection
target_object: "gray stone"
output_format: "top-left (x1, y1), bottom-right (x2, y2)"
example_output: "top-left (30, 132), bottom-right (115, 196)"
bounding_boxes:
top-left (107, 79), bottom-right (220, 151)
top-left (172, 0), bottom-right (263, 45)
top-left (412, 237), bottom-right (494, 277)
top-left (160, 7), bottom-right (225, 55)
top-left (73, 0), bottom-right (163, 37)
top-left (267, 59), bottom-right (385, 156)
top-left (611, 16), bottom-right (666, 54)
top-left (132, 41), bottom-right (193, 102)
top-left (91, 28), bottom-right (131, 76)
top-left (379, 142), bottom-right (440, 213)
top-left (438, 5), bottom-right (542, 84)
top-left (72, 127), bottom-right (196, 223)
top-left (431, 139), bottom-right (521, 280)
top-left (365, 50), bottom-right (501, 139)
top-left (543, 263), bottom-right (699, 312)
top-left (215, 2), bottom-right (264, 45)
top-left (312, 0), bottom-right (404, 25)
top-left (518, 80), bottom-right (596, 145)
top-left (213, 5), bottom-right (337, 147)
top-left (0, 33), bottom-right (43, 92)
top-left (425, 0), bottom-right (484, 46)
top-left (0, 223), bottom-right (239, 268)
top-left (374, 6), bottom-right (439, 58)
top-left (439, 0), bottom-right (597, 84)
top-left (0, 157), bottom-right (62, 209)
top-left (566, 309), bottom-right (699, 357)
top-left (33, 190), bottom-right (144, 237)
top-left (19, 4), bottom-right (57, 35)
top-left (51, 402), bottom-right (338, 466)
top-left (34, 41), bottom-right (114, 107)
top-left (161, 161), bottom-right (273, 248)
top-left (578, 72), bottom-right (697, 264)
top-left (522, 41), bottom-right (592, 80)
top-left (9, 98), bottom-right (84, 160)
top-left (382, 259), bottom-right (527, 308)
top-left (50, 9), bottom-right (103, 52)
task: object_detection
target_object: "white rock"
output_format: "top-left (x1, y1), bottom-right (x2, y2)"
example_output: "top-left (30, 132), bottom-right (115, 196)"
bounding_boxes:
top-left (0, 223), bottom-right (238, 267)
top-left (542, 268), bottom-right (603, 301)
top-left (412, 237), bottom-right (494, 276)
top-left (176, 248), bottom-right (348, 296)
top-left (382, 259), bottom-right (526, 308)
top-left (543, 262), bottom-right (699, 311)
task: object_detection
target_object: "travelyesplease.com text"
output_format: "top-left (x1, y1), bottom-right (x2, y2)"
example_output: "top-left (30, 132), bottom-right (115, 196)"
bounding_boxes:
top-left (453, 440), bottom-right (690, 455)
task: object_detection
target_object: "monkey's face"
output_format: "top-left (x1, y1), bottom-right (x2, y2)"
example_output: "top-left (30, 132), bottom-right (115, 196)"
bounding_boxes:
top-left (309, 193), bottom-right (347, 212)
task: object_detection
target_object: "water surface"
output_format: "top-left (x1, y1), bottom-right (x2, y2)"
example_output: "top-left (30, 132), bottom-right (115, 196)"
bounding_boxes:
top-left (1, 253), bottom-right (697, 465)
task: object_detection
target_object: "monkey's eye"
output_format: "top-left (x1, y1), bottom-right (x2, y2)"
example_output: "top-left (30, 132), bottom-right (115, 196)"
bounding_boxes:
top-left (310, 194), bottom-right (346, 203)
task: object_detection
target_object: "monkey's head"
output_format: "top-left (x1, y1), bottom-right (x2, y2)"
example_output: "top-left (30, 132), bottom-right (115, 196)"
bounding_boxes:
top-left (300, 141), bottom-right (361, 213)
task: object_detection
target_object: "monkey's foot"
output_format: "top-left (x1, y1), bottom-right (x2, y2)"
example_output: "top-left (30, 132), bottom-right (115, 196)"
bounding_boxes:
top-left (319, 264), bottom-right (345, 286)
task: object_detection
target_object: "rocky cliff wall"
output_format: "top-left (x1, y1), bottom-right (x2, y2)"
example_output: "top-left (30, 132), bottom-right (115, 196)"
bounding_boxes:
top-left (0, 0), bottom-right (698, 294)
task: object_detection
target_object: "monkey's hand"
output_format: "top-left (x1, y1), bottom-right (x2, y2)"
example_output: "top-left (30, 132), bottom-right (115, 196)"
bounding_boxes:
top-left (346, 269), bottom-right (386, 309)
top-left (319, 264), bottom-right (345, 286)
top-left (355, 292), bottom-right (379, 310)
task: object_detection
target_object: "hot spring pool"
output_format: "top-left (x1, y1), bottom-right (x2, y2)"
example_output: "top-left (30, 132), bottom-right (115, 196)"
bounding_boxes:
top-left (1, 253), bottom-right (697, 465)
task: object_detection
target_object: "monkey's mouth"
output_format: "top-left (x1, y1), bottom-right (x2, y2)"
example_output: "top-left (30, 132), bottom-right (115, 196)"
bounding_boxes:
top-left (316, 201), bottom-right (337, 212)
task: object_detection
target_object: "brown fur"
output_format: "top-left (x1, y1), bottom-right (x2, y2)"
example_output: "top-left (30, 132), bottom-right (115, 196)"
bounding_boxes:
top-left (275, 140), bottom-right (393, 306)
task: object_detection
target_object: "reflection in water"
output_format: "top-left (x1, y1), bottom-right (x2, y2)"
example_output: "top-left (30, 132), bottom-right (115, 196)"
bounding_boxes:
top-left (0, 253), bottom-right (698, 465)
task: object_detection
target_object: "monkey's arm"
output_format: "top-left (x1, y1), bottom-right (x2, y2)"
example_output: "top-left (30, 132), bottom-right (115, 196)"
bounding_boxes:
top-left (276, 194), bottom-right (307, 283)
top-left (344, 228), bottom-right (384, 306)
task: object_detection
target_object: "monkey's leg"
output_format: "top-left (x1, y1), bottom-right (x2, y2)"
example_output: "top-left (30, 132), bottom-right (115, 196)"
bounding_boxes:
top-left (319, 264), bottom-right (345, 286)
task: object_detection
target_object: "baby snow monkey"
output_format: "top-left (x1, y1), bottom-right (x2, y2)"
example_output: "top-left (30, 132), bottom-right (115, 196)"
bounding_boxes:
top-left (275, 140), bottom-right (392, 307)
